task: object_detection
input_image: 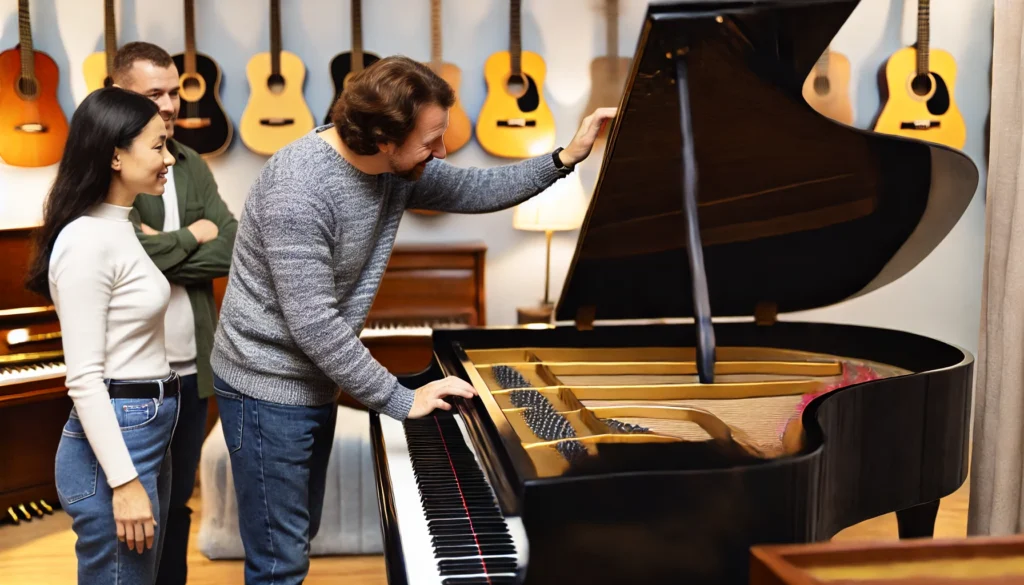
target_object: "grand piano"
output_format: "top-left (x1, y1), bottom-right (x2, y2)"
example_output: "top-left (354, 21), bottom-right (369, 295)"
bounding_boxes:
top-left (370, 1), bottom-right (979, 584)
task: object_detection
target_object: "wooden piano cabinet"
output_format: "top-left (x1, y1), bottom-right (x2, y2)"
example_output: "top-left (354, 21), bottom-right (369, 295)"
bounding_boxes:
top-left (0, 382), bottom-right (70, 517)
top-left (750, 534), bottom-right (1024, 585)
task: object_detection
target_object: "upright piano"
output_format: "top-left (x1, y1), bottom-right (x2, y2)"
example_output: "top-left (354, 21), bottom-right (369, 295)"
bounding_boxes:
top-left (370, 2), bottom-right (979, 584)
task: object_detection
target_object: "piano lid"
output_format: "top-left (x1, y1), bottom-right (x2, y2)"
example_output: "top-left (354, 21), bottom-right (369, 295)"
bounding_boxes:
top-left (556, 0), bottom-right (979, 324)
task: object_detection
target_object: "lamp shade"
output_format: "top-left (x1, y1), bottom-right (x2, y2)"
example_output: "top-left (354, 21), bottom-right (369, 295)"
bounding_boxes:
top-left (513, 172), bottom-right (589, 232)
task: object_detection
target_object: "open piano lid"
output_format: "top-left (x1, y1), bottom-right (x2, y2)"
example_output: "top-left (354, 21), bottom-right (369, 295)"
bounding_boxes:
top-left (556, 0), bottom-right (979, 324)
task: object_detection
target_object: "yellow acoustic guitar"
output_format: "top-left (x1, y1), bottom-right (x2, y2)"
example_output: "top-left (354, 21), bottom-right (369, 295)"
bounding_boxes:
top-left (239, 0), bottom-right (314, 156)
top-left (476, 0), bottom-right (555, 159)
top-left (873, 0), bottom-right (965, 149)
top-left (427, 0), bottom-right (470, 155)
top-left (801, 45), bottom-right (852, 125)
top-left (82, 0), bottom-right (116, 93)
top-left (581, 0), bottom-right (629, 150)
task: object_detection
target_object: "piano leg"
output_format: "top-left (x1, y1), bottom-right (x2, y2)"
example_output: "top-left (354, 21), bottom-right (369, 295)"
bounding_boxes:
top-left (895, 499), bottom-right (940, 539)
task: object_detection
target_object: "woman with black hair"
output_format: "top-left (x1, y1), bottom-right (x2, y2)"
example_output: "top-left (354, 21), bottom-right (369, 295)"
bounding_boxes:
top-left (26, 86), bottom-right (179, 584)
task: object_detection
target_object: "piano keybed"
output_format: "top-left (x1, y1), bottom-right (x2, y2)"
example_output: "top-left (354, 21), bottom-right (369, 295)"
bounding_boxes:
top-left (0, 361), bottom-right (65, 387)
top-left (458, 346), bottom-right (910, 475)
top-left (380, 411), bottom-right (527, 585)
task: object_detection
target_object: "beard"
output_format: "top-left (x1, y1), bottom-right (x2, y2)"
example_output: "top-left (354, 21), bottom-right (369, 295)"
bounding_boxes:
top-left (390, 153), bottom-right (433, 181)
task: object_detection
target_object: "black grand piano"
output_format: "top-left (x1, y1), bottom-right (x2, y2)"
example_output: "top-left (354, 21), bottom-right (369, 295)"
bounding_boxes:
top-left (370, 1), bottom-right (979, 584)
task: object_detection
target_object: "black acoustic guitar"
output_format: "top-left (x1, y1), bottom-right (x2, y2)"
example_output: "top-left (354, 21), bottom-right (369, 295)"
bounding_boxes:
top-left (324, 0), bottom-right (379, 124)
top-left (171, 0), bottom-right (232, 157)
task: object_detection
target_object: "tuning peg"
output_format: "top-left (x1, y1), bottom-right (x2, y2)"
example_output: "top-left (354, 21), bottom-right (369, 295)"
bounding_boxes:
top-left (29, 502), bottom-right (43, 517)
top-left (38, 500), bottom-right (53, 514)
top-left (17, 504), bottom-right (31, 521)
top-left (6, 507), bottom-right (19, 525)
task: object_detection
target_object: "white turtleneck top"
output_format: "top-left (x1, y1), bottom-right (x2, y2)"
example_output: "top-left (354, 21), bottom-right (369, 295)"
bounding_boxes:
top-left (49, 202), bottom-right (171, 488)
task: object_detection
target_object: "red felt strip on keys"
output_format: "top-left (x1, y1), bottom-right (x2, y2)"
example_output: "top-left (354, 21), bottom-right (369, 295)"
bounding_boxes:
top-left (434, 416), bottom-right (492, 585)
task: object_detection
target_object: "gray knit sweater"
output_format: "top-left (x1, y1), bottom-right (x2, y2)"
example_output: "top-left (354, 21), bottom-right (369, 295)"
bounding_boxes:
top-left (210, 125), bottom-right (568, 419)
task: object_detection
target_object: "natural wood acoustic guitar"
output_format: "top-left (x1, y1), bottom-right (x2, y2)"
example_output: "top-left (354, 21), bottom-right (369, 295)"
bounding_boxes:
top-left (427, 0), bottom-right (471, 155)
top-left (801, 46), bottom-right (853, 125)
top-left (0, 0), bottom-right (69, 167)
top-left (324, 0), bottom-right (379, 124)
top-left (82, 0), bottom-right (116, 93)
top-left (476, 0), bottom-right (555, 159)
top-left (172, 0), bottom-right (233, 158)
top-left (873, 0), bottom-right (965, 149)
top-left (581, 0), bottom-right (629, 148)
top-left (239, 0), bottom-right (314, 156)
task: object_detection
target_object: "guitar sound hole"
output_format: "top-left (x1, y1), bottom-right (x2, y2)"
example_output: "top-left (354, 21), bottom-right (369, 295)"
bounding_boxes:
top-left (812, 76), bottom-right (830, 96)
top-left (506, 74), bottom-right (528, 98)
top-left (16, 77), bottom-right (38, 99)
top-left (911, 74), bottom-right (932, 97)
top-left (267, 73), bottom-right (286, 93)
top-left (182, 77), bottom-right (201, 92)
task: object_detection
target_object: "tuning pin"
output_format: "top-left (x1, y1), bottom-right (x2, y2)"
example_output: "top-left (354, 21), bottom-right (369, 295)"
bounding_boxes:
top-left (29, 502), bottom-right (43, 517)
top-left (6, 507), bottom-right (19, 525)
top-left (17, 504), bottom-right (31, 521)
top-left (39, 500), bottom-right (53, 514)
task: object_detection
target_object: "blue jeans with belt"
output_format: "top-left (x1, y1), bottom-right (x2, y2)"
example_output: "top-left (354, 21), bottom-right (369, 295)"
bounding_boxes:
top-left (55, 384), bottom-right (180, 585)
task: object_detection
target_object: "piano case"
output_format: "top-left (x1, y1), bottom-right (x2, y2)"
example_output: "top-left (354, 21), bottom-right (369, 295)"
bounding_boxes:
top-left (371, 1), bottom-right (980, 584)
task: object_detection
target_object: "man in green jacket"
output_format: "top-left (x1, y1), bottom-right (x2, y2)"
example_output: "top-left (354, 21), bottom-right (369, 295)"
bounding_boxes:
top-left (113, 41), bottom-right (237, 585)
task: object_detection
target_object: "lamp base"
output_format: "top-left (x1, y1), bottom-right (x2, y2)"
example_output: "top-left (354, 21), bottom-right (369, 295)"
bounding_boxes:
top-left (516, 303), bottom-right (554, 325)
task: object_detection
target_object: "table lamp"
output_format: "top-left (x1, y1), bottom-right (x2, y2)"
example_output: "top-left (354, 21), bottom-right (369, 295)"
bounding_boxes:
top-left (512, 171), bottom-right (589, 324)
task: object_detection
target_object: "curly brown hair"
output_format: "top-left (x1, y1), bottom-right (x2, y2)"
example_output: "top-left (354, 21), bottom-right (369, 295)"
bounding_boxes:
top-left (330, 56), bottom-right (455, 155)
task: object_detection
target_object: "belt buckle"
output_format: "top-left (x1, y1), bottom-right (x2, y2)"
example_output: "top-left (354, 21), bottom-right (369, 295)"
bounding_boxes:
top-left (157, 379), bottom-right (165, 405)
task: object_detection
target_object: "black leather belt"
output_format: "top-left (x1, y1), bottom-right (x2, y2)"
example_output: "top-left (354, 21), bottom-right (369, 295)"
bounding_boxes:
top-left (107, 373), bottom-right (180, 400)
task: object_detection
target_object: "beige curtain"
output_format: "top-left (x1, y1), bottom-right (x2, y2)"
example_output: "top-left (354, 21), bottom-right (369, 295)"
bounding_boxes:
top-left (968, 0), bottom-right (1024, 536)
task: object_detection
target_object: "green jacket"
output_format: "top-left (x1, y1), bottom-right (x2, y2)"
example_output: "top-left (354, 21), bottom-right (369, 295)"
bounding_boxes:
top-left (129, 139), bottom-right (237, 399)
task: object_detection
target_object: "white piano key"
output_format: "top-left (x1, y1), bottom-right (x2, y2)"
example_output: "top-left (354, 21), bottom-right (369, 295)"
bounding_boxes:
top-left (0, 362), bottom-right (66, 387)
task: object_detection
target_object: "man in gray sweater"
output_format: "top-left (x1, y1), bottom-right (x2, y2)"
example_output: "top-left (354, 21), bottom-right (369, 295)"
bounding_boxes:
top-left (211, 55), bottom-right (614, 584)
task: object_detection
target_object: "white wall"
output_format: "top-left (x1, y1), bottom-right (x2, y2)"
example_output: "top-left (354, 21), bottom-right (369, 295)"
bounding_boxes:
top-left (0, 0), bottom-right (992, 356)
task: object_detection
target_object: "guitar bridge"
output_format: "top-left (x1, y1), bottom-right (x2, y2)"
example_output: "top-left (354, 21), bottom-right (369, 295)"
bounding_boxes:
top-left (260, 118), bottom-right (295, 127)
top-left (15, 123), bottom-right (47, 133)
top-left (176, 118), bottom-right (212, 129)
top-left (498, 119), bottom-right (537, 127)
top-left (900, 120), bottom-right (941, 129)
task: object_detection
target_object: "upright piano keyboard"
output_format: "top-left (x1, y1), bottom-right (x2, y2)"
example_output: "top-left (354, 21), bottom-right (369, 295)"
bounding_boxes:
top-left (372, 2), bottom-right (980, 584)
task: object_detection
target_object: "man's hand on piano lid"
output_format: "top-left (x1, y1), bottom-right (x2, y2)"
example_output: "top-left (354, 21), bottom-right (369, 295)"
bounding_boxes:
top-left (560, 107), bottom-right (618, 167)
top-left (407, 376), bottom-right (479, 419)
top-left (139, 223), bottom-right (160, 236)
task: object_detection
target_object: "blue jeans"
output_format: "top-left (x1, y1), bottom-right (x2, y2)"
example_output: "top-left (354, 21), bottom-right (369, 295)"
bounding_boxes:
top-left (156, 374), bottom-right (206, 585)
top-left (56, 392), bottom-right (180, 585)
top-left (214, 375), bottom-right (337, 585)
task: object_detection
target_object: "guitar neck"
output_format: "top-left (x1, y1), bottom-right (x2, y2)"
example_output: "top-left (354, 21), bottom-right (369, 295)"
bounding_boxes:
top-left (270, 0), bottom-right (281, 76)
top-left (510, 0), bottom-right (521, 76)
top-left (18, 0), bottom-right (35, 82)
top-left (430, 0), bottom-right (442, 70)
top-left (916, 0), bottom-right (929, 76)
top-left (104, 0), bottom-right (116, 75)
top-left (184, 0), bottom-right (197, 74)
top-left (605, 0), bottom-right (618, 60)
top-left (351, 0), bottom-right (364, 72)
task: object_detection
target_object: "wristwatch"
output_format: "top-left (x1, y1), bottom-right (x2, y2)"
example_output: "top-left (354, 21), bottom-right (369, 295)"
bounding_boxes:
top-left (552, 147), bottom-right (574, 172)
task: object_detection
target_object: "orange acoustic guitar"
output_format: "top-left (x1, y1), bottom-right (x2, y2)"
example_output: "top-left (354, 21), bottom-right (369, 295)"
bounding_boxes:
top-left (476, 0), bottom-right (555, 159)
top-left (0, 0), bottom-right (69, 167)
top-left (581, 0), bottom-right (629, 148)
top-left (427, 0), bottom-right (471, 155)
top-left (873, 0), bottom-right (965, 149)
top-left (82, 0), bottom-right (117, 93)
top-left (801, 45), bottom-right (853, 125)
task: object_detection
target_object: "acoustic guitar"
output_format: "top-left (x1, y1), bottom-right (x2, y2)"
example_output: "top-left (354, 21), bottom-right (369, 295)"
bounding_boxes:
top-left (239, 0), bottom-right (314, 156)
top-left (0, 0), bottom-right (69, 167)
top-left (172, 0), bottom-right (232, 158)
top-left (801, 45), bottom-right (853, 125)
top-left (82, 0), bottom-right (116, 93)
top-left (873, 0), bottom-right (965, 149)
top-left (476, 0), bottom-right (555, 159)
top-left (427, 0), bottom-right (470, 155)
top-left (324, 0), bottom-right (379, 124)
top-left (581, 0), bottom-right (629, 145)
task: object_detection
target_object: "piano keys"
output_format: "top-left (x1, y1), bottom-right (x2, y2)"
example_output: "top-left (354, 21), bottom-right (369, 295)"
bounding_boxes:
top-left (371, 1), bottom-right (980, 584)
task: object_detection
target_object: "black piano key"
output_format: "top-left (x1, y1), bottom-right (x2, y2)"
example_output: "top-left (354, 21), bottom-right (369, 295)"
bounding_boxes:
top-left (432, 535), bottom-right (514, 547)
top-left (442, 578), bottom-right (517, 585)
top-left (438, 559), bottom-right (518, 575)
top-left (433, 545), bottom-right (518, 558)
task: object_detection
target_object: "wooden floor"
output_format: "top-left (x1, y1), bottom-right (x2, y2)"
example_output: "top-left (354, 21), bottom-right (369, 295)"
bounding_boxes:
top-left (0, 477), bottom-right (970, 585)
